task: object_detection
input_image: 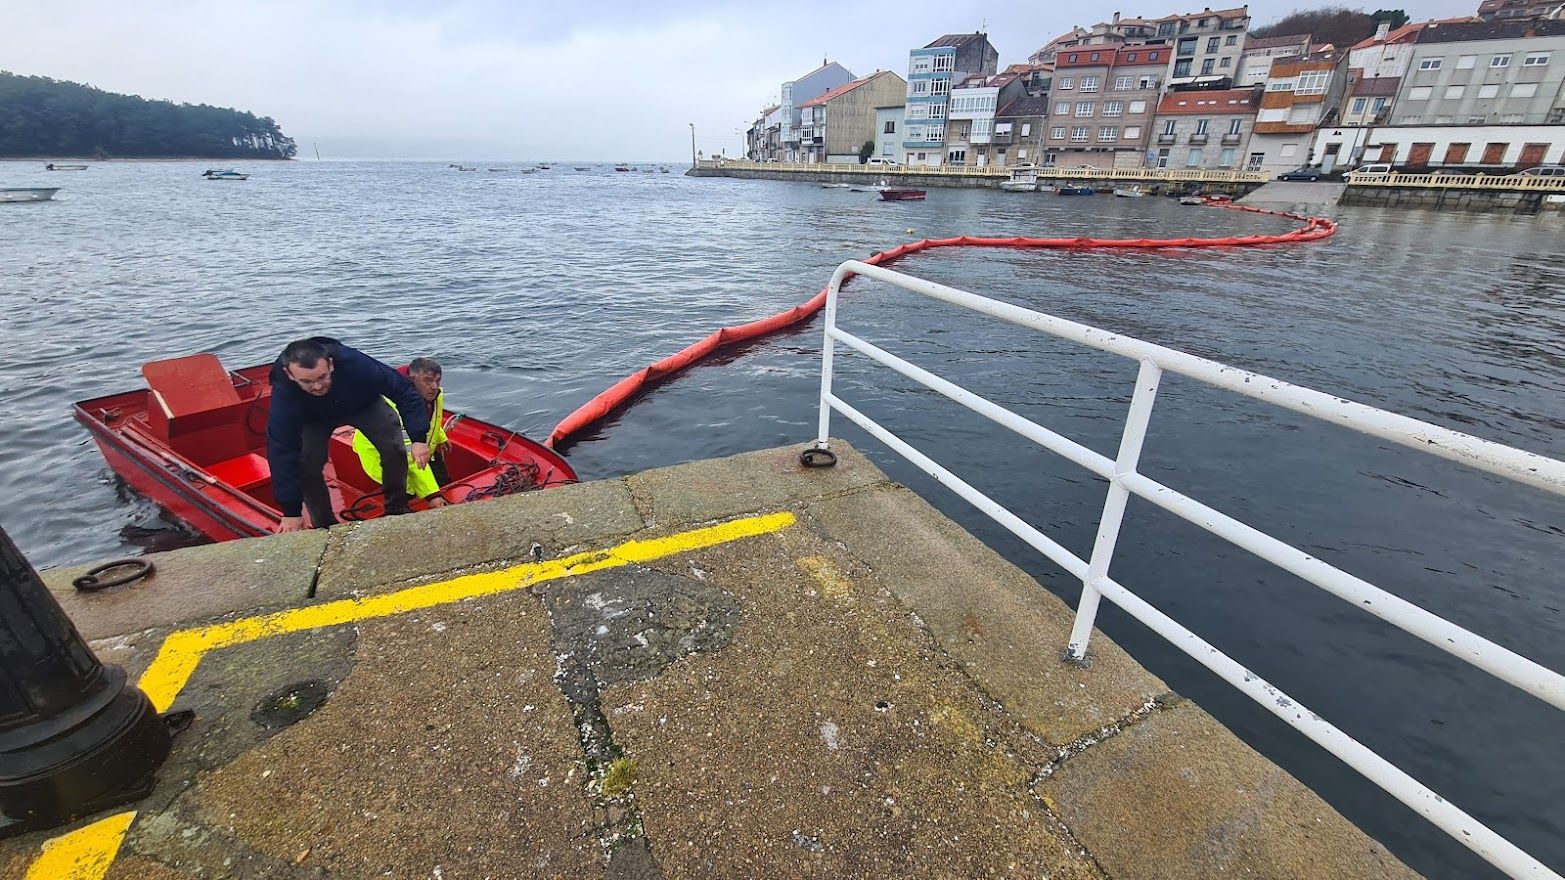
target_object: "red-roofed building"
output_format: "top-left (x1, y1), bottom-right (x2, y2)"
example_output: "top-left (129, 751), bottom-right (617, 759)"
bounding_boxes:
top-left (1247, 50), bottom-right (1351, 173)
top-left (1477, 0), bottom-right (1565, 22)
top-left (1044, 45), bottom-right (1166, 166)
top-left (1149, 87), bottom-right (1261, 169)
top-left (1239, 34), bottom-right (1312, 85)
top-left (797, 70), bottom-right (908, 163)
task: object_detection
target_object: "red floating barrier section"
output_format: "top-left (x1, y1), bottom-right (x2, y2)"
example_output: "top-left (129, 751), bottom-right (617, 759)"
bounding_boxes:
top-left (547, 201), bottom-right (1337, 448)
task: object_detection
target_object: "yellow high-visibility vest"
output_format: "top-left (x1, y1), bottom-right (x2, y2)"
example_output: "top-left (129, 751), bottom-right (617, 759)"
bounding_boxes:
top-left (353, 391), bottom-right (446, 498)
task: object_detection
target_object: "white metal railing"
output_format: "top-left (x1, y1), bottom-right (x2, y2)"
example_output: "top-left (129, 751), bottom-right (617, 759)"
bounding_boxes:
top-left (811, 259), bottom-right (1565, 880)
top-left (695, 158), bottom-right (1268, 183)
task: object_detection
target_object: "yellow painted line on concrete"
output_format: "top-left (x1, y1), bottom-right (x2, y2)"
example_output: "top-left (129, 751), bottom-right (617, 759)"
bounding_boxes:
top-left (24, 811), bottom-right (136, 880)
top-left (26, 511), bottom-right (795, 880)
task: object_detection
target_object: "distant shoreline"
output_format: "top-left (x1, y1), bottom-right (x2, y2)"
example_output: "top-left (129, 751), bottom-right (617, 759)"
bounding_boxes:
top-left (0, 156), bottom-right (295, 162)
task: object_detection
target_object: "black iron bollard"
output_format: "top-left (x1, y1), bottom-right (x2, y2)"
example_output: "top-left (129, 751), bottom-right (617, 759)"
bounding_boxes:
top-left (0, 524), bottom-right (171, 837)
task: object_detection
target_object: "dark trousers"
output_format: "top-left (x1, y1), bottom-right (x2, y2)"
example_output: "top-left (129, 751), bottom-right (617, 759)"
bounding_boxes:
top-left (299, 399), bottom-right (407, 528)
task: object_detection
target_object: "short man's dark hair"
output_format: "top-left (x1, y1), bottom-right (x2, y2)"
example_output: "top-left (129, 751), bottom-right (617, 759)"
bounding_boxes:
top-left (408, 357), bottom-right (442, 376)
top-left (282, 338), bottom-right (331, 370)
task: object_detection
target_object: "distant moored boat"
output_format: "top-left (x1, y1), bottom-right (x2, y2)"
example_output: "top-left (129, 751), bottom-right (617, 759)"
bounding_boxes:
top-left (45, 163), bottom-right (88, 171)
top-left (0, 187), bottom-right (60, 203)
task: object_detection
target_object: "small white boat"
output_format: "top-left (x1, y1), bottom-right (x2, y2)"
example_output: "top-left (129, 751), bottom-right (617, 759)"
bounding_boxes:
top-left (0, 187), bottom-right (60, 203)
top-left (999, 179), bottom-right (1038, 192)
top-left (1179, 195), bottom-right (1206, 206)
top-left (1113, 186), bottom-right (1145, 198)
top-left (202, 169), bottom-right (248, 180)
top-left (45, 163), bottom-right (88, 171)
top-left (819, 183), bottom-right (851, 189)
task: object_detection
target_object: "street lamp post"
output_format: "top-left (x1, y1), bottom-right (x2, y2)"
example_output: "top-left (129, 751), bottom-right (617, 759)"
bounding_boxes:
top-left (0, 524), bottom-right (174, 838)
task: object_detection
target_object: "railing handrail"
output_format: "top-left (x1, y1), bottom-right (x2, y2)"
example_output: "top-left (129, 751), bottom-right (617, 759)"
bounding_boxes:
top-left (1345, 171), bottom-right (1565, 191)
top-left (812, 258), bottom-right (1565, 880)
top-left (696, 158), bottom-right (1269, 183)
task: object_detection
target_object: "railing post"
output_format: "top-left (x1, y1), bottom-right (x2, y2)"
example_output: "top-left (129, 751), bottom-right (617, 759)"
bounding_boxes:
top-left (815, 270), bottom-right (844, 449)
top-left (1066, 358), bottom-right (1162, 663)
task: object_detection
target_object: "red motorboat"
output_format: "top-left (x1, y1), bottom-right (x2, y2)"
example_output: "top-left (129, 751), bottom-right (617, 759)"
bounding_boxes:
top-left (73, 354), bottom-right (577, 542)
top-left (879, 188), bottom-right (926, 201)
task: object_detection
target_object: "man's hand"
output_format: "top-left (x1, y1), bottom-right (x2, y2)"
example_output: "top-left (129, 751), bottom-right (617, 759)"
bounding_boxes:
top-left (427, 495), bottom-right (448, 508)
top-left (277, 516), bottom-right (306, 533)
top-left (411, 442), bottom-right (431, 469)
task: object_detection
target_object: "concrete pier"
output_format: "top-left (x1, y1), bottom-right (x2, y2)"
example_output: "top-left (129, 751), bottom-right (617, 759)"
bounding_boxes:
top-left (4, 442), bottom-right (1418, 879)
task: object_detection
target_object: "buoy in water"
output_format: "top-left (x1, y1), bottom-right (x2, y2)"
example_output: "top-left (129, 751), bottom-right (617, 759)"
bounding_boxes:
top-left (905, 228), bottom-right (915, 235)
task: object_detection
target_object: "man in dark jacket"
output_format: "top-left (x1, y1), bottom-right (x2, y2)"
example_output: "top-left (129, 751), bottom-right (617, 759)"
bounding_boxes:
top-left (266, 337), bottom-right (430, 532)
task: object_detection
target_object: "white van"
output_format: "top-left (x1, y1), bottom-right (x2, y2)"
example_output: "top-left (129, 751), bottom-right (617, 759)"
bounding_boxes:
top-left (1353, 163), bottom-right (1392, 175)
top-left (865, 157), bottom-right (900, 167)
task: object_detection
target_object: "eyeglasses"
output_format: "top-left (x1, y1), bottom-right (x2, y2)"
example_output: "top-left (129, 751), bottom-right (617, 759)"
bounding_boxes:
top-left (288, 364), bottom-right (333, 389)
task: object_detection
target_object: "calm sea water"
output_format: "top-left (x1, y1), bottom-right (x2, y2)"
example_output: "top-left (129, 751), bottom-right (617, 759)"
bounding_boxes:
top-left (2, 160), bottom-right (1561, 878)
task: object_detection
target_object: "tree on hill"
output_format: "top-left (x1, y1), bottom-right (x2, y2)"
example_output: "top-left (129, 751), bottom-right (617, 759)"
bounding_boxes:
top-left (0, 72), bottom-right (296, 159)
top-left (1249, 6), bottom-right (1391, 47)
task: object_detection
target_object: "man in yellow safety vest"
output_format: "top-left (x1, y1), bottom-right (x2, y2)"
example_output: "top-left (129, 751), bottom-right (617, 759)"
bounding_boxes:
top-left (353, 357), bottom-right (450, 507)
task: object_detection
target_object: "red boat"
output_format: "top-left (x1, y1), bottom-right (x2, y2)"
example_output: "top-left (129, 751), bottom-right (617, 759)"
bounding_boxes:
top-left (73, 354), bottom-right (577, 542)
top-left (879, 188), bottom-right (926, 201)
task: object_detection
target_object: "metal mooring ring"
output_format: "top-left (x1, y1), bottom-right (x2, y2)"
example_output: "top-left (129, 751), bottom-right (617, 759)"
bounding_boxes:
top-left (800, 447), bottom-right (838, 468)
top-left (73, 559), bottom-right (155, 592)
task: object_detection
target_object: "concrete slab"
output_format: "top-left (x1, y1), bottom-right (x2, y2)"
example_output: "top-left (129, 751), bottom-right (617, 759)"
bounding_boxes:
top-left (1239, 180), bottom-right (1346, 206)
top-left (313, 477), bottom-right (645, 598)
top-left (1041, 700), bottom-right (1419, 880)
top-left (625, 442), bottom-right (888, 528)
top-left (801, 483), bottom-right (1168, 747)
top-left (41, 530), bottom-right (328, 640)
top-left (610, 528), bottom-right (1099, 879)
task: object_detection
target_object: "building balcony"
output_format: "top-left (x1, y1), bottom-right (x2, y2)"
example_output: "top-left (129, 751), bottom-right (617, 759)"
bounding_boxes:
top-left (990, 132), bottom-right (1013, 144)
top-left (1157, 133), bottom-right (1177, 145)
top-left (1188, 133), bottom-right (1208, 144)
top-left (1220, 132), bottom-right (1242, 145)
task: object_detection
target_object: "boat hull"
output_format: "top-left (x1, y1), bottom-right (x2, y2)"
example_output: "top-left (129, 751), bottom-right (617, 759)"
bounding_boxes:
top-left (879, 189), bottom-right (926, 201)
top-left (0, 187), bottom-right (59, 203)
top-left (75, 360), bottom-right (578, 541)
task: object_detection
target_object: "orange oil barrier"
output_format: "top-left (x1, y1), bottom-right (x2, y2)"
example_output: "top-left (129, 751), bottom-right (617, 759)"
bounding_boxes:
top-left (547, 201), bottom-right (1337, 448)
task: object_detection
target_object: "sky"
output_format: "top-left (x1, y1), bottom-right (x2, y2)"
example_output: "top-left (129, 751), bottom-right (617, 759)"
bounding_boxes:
top-left (6, 0), bottom-right (1482, 161)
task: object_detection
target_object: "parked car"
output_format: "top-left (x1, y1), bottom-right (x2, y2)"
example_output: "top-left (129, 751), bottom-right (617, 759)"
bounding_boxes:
top-left (866, 157), bottom-right (900, 167)
top-left (1517, 165), bottom-right (1565, 178)
top-left (1352, 163), bottom-right (1392, 175)
top-left (1277, 165), bottom-right (1326, 181)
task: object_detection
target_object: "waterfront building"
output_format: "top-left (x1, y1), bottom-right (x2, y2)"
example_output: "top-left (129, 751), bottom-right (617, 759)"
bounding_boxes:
top-left (944, 67), bottom-right (1032, 166)
top-left (778, 61), bottom-right (855, 163)
top-left (745, 105), bottom-right (780, 161)
top-left (1043, 45), bottom-right (1165, 167)
top-left (901, 33), bottom-right (1000, 166)
top-left (1027, 13), bottom-right (1159, 64)
top-left (1321, 122), bottom-right (1565, 169)
top-left (1476, 0), bottom-right (1565, 21)
top-left (1151, 6), bottom-right (1251, 87)
top-left (873, 105), bottom-right (905, 161)
top-left (797, 71), bottom-right (909, 164)
top-left (1246, 50), bottom-right (1350, 173)
top-left (1150, 86), bottom-right (1261, 168)
top-left (978, 93), bottom-right (1052, 167)
top-left (1237, 33), bottom-right (1312, 86)
top-left (1390, 20), bottom-right (1565, 129)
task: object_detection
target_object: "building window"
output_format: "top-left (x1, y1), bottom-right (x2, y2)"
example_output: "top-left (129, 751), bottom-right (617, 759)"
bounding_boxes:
top-left (1187, 148), bottom-right (1204, 166)
top-left (1058, 76), bottom-right (1075, 90)
top-left (948, 148), bottom-right (966, 164)
top-left (1138, 76), bottom-right (1157, 89)
top-left (1225, 34), bottom-right (1237, 46)
top-left (1267, 78), bottom-right (1295, 91)
top-left (1445, 85), bottom-right (1465, 99)
top-left (1155, 148), bottom-right (1170, 168)
top-left (1408, 86), bottom-right (1433, 100)
top-left (1103, 101), bottom-right (1124, 117)
top-left (1245, 151), bottom-right (1264, 169)
top-left (1221, 57), bottom-right (1231, 68)
top-left (1352, 97), bottom-right (1367, 114)
top-left (1021, 123), bottom-right (1031, 136)
top-left (1100, 126), bottom-right (1118, 140)
top-left (1479, 84), bottom-right (1500, 98)
top-left (1195, 118), bottom-right (1210, 134)
top-left (1089, 51), bottom-right (1101, 62)
top-left (1081, 76), bottom-right (1101, 92)
top-left (911, 80), bottom-right (928, 95)
top-left (1490, 55), bottom-right (1510, 68)
top-left (1418, 57), bottom-right (1442, 70)
top-left (1051, 126), bottom-right (1066, 139)
top-left (1524, 52), bottom-right (1550, 67)
top-left (1296, 71), bottom-right (1328, 94)
top-left (1280, 143), bottom-right (1297, 158)
top-left (1207, 36), bottom-right (1220, 52)
top-left (1055, 101), bottom-right (1071, 115)
top-left (932, 79), bottom-right (949, 95)
top-left (1201, 58), bottom-right (1215, 74)
top-left (1174, 59), bottom-right (1192, 77)
top-left (1126, 52), bottom-right (1138, 62)
top-left (1512, 82), bottom-right (1538, 98)
top-left (1070, 126), bottom-right (1090, 141)
top-left (912, 57), bottom-right (930, 73)
top-left (1067, 53), bottom-right (1078, 63)
top-left (1114, 75), bottom-right (1133, 90)
top-left (1218, 147), bottom-right (1235, 166)
top-left (1457, 55), bottom-right (1477, 69)
top-left (884, 120), bottom-right (896, 134)
top-left (1128, 100), bottom-right (1147, 114)
top-left (1124, 126), bottom-right (1141, 139)
top-left (1162, 119), bottom-right (1177, 135)
top-left (1227, 118), bottom-right (1243, 134)
top-left (1075, 101), bottom-right (1095, 117)
top-left (930, 103), bottom-right (945, 119)
top-left (1500, 113), bottom-right (1524, 123)
top-left (932, 54), bottom-right (954, 71)
top-left (1018, 148), bottom-right (1028, 159)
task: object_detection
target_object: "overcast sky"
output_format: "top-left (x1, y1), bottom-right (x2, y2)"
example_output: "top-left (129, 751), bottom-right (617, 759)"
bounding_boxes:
top-left (8, 0), bottom-right (1480, 161)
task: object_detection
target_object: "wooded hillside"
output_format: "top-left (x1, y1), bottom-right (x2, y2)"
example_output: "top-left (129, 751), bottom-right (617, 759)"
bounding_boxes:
top-left (0, 72), bottom-right (295, 159)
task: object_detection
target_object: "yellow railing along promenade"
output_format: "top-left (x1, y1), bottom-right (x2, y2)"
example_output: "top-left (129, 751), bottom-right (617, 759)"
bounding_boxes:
top-left (1345, 170), bottom-right (1565, 192)
top-left (696, 158), bottom-right (1269, 184)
